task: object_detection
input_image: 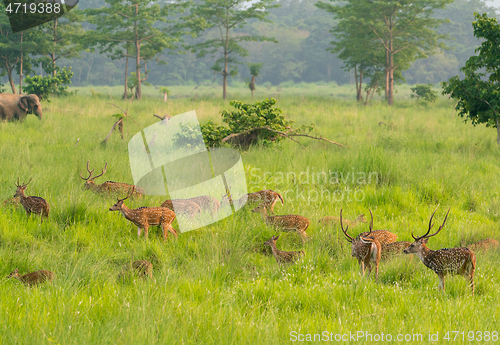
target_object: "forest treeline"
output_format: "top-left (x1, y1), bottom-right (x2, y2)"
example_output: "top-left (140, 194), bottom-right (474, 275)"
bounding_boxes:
top-left (0, 0), bottom-right (498, 93)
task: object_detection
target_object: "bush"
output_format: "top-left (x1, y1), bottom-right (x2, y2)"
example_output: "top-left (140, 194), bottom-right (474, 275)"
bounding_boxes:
top-left (173, 98), bottom-right (292, 149)
top-left (22, 67), bottom-right (73, 101)
top-left (410, 84), bottom-right (438, 103)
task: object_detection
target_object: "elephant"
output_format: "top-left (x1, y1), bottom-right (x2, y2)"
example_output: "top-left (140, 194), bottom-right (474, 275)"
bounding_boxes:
top-left (0, 94), bottom-right (42, 122)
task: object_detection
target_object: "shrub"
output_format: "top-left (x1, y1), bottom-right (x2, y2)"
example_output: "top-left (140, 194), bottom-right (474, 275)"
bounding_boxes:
top-left (22, 67), bottom-right (73, 101)
top-left (410, 84), bottom-right (438, 103)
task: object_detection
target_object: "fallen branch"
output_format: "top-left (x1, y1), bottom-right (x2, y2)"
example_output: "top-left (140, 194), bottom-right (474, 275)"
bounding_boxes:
top-left (221, 126), bottom-right (347, 148)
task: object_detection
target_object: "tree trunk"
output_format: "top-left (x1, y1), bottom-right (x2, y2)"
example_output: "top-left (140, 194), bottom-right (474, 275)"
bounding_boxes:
top-left (134, 5), bottom-right (142, 100)
top-left (19, 32), bottom-right (23, 95)
top-left (52, 19), bottom-right (58, 77)
top-left (6, 60), bottom-right (17, 94)
top-left (370, 81), bottom-right (378, 101)
top-left (388, 43), bottom-right (394, 106)
top-left (163, 92), bottom-right (167, 102)
top-left (124, 47), bottom-right (129, 99)
top-left (385, 41), bottom-right (389, 101)
top-left (223, 26), bottom-right (230, 100)
top-left (354, 65), bottom-right (358, 100)
top-left (497, 118), bottom-right (500, 145)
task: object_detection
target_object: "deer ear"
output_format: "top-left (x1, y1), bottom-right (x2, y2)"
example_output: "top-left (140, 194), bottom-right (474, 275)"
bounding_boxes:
top-left (422, 238), bottom-right (429, 244)
top-left (14, 268), bottom-right (18, 273)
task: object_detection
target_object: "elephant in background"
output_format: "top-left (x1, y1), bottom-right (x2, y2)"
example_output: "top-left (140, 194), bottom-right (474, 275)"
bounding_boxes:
top-left (0, 94), bottom-right (42, 122)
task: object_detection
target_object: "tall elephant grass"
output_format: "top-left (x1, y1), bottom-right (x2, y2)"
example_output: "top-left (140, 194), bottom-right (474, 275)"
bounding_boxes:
top-left (1, 92), bottom-right (500, 344)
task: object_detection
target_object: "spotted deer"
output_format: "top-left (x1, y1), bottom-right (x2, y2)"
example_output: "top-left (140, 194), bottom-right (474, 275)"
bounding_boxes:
top-left (381, 241), bottom-right (412, 261)
top-left (252, 204), bottom-right (310, 242)
top-left (403, 207), bottom-right (476, 294)
top-left (231, 190), bottom-right (284, 214)
top-left (109, 189), bottom-right (177, 241)
top-left (2, 196), bottom-right (20, 208)
top-left (14, 178), bottom-right (50, 222)
top-left (80, 160), bottom-right (144, 199)
top-left (187, 195), bottom-right (220, 215)
top-left (341, 209), bottom-right (382, 282)
top-left (264, 235), bottom-right (305, 266)
top-left (119, 260), bottom-right (153, 280)
top-left (319, 214), bottom-right (367, 227)
top-left (467, 239), bottom-right (499, 253)
top-left (8, 268), bottom-right (55, 286)
top-left (161, 199), bottom-right (201, 219)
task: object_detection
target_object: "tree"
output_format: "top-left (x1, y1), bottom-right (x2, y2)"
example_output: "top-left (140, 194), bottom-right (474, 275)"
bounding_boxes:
top-left (442, 13), bottom-right (500, 144)
top-left (37, 12), bottom-right (85, 78)
top-left (316, 0), bottom-right (451, 105)
top-left (85, 0), bottom-right (187, 100)
top-left (248, 63), bottom-right (262, 98)
top-left (0, 6), bottom-right (40, 94)
top-left (191, 0), bottom-right (279, 100)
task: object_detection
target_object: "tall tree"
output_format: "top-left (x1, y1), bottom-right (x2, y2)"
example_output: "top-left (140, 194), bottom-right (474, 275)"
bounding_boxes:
top-left (317, 0), bottom-right (451, 105)
top-left (37, 12), bottom-right (86, 78)
top-left (85, 0), bottom-right (187, 100)
top-left (0, 3), bottom-right (40, 94)
top-left (191, 0), bottom-right (279, 100)
top-left (442, 13), bottom-right (500, 144)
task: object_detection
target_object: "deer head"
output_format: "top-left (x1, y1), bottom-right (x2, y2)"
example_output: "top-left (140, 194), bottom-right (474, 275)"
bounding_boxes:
top-left (251, 203), bottom-right (267, 214)
top-left (264, 235), bottom-right (279, 247)
top-left (14, 177), bottom-right (32, 197)
top-left (404, 206), bottom-right (450, 256)
top-left (80, 160), bottom-right (107, 190)
top-left (109, 188), bottom-right (134, 211)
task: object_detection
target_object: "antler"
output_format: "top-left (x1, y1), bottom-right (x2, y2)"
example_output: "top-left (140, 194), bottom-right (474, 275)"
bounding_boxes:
top-left (80, 160), bottom-right (94, 180)
top-left (412, 206), bottom-right (449, 241)
top-left (80, 161), bottom-right (107, 181)
top-left (118, 187), bottom-right (134, 202)
top-left (424, 208), bottom-right (450, 240)
top-left (367, 209), bottom-right (373, 235)
top-left (340, 209), bottom-right (354, 243)
top-left (15, 177), bottom-right (32, 188)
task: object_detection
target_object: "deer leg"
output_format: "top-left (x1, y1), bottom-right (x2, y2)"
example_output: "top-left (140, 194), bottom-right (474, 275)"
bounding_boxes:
top-left (438, 274), bottom-right (445, 292)
top-left (169, 225), bottom-right (178, 238)
top-left (137, 227), bottom-right (142, 237)
top-left (360, 261), bottom-right (365, 276)
top-left (144, 225), bottom-right (149, 239)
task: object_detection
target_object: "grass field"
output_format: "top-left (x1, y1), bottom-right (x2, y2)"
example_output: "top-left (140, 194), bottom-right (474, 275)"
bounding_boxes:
top-left (1, 88), bottom-right (500, 344)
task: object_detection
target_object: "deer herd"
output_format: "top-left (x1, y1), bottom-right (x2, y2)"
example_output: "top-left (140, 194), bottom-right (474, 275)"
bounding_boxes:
top-left (2, 161), bottom-right (499, 293)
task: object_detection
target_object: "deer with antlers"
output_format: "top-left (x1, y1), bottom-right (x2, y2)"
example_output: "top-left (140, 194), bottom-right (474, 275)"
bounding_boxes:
top-left (14, 178), bottom-right (50, 222)
top-left (252, 204), bottom-right (310, 242)
top-left (403, 207), bottom-right (476, 294)
top-left (264, 235), bottom-right (305, 266)
top-left (109, 189), bottom-right (177, 241)
top-left (80, 160), bottom-right (144, 199)
top-left (340, 209), bottom-right (383, 282)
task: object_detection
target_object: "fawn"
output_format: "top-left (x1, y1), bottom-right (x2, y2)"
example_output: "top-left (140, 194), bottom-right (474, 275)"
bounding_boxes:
top-left (109, 189), bottom-right (177, 241)
top-left (467, 239), bottom-right (499, 253)
top-left (381, 241), bottom-right (412, 261)
top-left (252, 204), bottom-right (310, 242)
top-left (230, 190), bottom-right (284, 214)
top-left (80, 160), bottom-right (144, 199)
top-left (119, 260), bottom-right (153, 280)
top-left (403, 207), bottom-right (476, 294)
top-left (8, 268), bottom-right (55, 286)
top-left (14, 178), bottom-right (50, 222)
top-left (340, 209), bottom-right (382, 282)
top-left (187, 195), bottom-right (220, 215)
top-left (161, 199), bottom-right (201, 219)
top-left (319, 214), bottom-right (367, 227)
top-left (264, 235), bottom-right (305, 266)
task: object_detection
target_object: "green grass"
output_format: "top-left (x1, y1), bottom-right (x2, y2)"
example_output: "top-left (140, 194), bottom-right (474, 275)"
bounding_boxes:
top-left (1, 91), bottom-right (500, 344)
